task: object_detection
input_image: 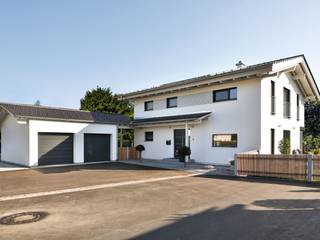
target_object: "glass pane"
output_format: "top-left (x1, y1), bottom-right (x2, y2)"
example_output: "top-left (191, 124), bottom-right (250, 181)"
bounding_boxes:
top-left (146, 101), bottom-right (153, 110)
top-left (215, 90), bottom-right (228, 101)
top-left (230, 88), bottom-right (237, 99)
top-left (213, 134), bottom-right (237, 147)
top-left (168, 98), bottom-right (177, 107)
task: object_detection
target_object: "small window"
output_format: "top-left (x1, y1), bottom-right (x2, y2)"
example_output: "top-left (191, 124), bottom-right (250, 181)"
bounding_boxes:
top-left (271, 81), bottom-right (276, 115)
top-left (144, 101), bottom-right (153, 111)
top-left (296, 94), bottom-right (300, 121)
top-left (271, 129), bottom-right (275, 154)
top-left (283, 130), bottom-right (290, 141)
top-left (167, 97), bottom-right (177, 108)
top-left (213, 88), bottom-right (237, 102)
top-left (212, 134), bottom-right (237, 148)
top-left (145, 132), bottom-right (153, 142)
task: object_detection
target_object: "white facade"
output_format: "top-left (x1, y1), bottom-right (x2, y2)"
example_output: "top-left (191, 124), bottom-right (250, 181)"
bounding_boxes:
top-left (127, 56), bottom-right (319, 165)
top-left (0, 116), bottom-right (118, 167)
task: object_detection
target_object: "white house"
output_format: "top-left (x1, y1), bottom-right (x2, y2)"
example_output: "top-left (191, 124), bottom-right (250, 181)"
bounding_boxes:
top-left (121, 55), bottom-right (320, 165)
top-left (0, 103), bottom-right (130, 167)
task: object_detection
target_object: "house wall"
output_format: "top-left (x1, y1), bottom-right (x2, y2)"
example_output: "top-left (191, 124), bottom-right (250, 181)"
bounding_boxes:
top-left (28, 120), bottom-right (118, 167)
top-left (0, 115), bottom-right (29, 166)
top-left (260, 73), bottom-right (305, 154)
top-left (134, 78), bottom-right (262, 164)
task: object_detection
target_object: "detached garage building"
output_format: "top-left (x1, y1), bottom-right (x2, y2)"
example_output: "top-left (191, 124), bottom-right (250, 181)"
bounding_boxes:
top-left (0, 102), bottom-right (130, 167)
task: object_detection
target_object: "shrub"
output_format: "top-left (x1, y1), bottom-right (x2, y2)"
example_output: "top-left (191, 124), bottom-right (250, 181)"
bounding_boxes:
top-left (177, 146), bottom-right (191, 162)
top-left (304, 135), bottom-right (320, 153)
top-left (314, 149), bottom-right (320, 155)
top-left (278, 138), bottom-right (291, 154)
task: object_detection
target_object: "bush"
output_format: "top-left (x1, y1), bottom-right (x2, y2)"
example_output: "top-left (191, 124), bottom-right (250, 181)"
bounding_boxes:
top-left (314, 149), bottom-right (320, 155)
top-left (177, 146), bottom-right (191, 162)
top-left (304, 135), bottom-right (320, 153)
top-left (278, 138), bottom-right (291, 154)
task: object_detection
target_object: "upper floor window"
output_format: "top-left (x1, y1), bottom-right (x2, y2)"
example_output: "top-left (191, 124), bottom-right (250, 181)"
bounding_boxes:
top-left (144, 101), bottom-right (154, 111)
top-left (145, 131), bottom-right (153, 141)
top-left (271, 81), bottom-right (276, 115)
top-left (167, 97), bottom-right (177, 108)
top-left (283, 87), bottom-right (291, 118)
top-left (213, 87), bottom-right (237, 102)
top-left (296, 94), bottom-right (300, 121)
top-left (212, 134), bottom-right (238, 148)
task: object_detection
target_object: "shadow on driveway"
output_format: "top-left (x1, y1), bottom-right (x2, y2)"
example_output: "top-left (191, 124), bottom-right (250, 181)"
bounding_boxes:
top-left (132, 199), bottom-right (320, 240)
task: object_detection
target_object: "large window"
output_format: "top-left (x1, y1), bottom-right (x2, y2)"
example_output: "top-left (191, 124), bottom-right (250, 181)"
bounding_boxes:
top-left (271, 129), bottom-right (275, 154)
top-left (145, 132), bottom-right (154, 142)
top-left (144, 101), bottom-right (154, 111)
top-left (283, 87), bottom-right (291, 118)
top-left (167, 97), bottom-right (177, 108)
top-left (271, 81), bottom-right (276, 115)
top-left (212, 134), bottom-right (237, 147)
top-left (296, 94), bottom-right (300, 121)
top-left (213, 87), bottom-right (237, 102)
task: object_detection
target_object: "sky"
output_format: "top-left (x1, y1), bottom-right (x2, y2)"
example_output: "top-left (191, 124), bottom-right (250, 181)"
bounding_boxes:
top-left (0, 0), bottom-right (319, 109)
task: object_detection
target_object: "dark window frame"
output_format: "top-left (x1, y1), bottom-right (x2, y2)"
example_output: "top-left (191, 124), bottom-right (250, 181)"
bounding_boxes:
top-left (296, 94), bottom-right (300, 121)
top-left (145, 131), bottom-right (154, 142)
top-left (166, 97), bottom-right (178, 108)
top-left (271, 81), bottom-right (276, 115)
top-left (283, 87), bottom-right (291, 118)
top-left (271, 128), bottom-right (275, 154)
top-left (144, 101), bottom-right (154, 111)
top-left (283, 130), bottom-right (291, 141)
top-left (212, 134), bottom-right (238, 148)
top-left (213, 87), bottom-right (237, 102)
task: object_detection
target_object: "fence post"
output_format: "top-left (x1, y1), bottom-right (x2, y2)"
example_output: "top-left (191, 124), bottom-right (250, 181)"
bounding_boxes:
top-left (307, 154), bottom-right (313, 182)
top-left (126, 147), bottom-right (129, 160)
top-left (234, 154), bottom-right (238, 176)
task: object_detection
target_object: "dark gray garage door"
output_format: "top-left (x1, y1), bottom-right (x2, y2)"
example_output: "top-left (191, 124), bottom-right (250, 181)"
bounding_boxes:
top-left (38, 133), bottom-right (74, 166)
top-left (84, 134), bottom-right (111, 162)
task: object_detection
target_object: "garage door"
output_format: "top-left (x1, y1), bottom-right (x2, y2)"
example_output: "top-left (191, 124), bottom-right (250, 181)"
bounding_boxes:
top-left (84, 134), bottom-right (111, 162)
top-left (38, 133), bottom-right (74, 166)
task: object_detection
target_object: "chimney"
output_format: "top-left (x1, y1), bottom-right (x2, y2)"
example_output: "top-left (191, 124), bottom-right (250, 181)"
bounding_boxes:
top-left (235, 61), bottom-right (246, 69)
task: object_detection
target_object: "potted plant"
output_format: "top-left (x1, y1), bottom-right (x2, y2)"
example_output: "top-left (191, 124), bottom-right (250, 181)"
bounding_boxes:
top-left (135, 144), bottom-right (145, 160)
top-left (177, 146), bottom-right (191, 167)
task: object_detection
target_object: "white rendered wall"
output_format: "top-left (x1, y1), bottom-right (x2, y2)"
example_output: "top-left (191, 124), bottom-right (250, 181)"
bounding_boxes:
top-left (29, 120), bottom-right (118, 167)
top-left (0, 115), bottom-right (29, 166)
top-left (260, 73), bottom-right (305, 154)
top-left (134, 78), bottom-right (261, 164)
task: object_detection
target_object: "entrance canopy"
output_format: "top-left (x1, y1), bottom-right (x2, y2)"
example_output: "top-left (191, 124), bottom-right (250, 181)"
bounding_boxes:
top-left (132, 112), bottom-right (211, 127)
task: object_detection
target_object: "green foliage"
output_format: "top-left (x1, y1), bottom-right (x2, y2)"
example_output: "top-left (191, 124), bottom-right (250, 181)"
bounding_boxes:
top-left (304, 135), bottom-right (320, 153)
top-left (314, 149), bottom-right (320, 155)
top-left (305, 100), bottom-right (320, 137)
top-left (278, 138), bottom-right (291, 154)
top-left (80, 86), bottom-right (133, 118)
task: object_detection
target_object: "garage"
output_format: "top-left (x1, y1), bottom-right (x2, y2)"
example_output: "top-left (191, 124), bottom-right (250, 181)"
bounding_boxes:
top-left (38, 133), bottom-right (74, 166)
top-left (84, 134), bottom-right (111, 162)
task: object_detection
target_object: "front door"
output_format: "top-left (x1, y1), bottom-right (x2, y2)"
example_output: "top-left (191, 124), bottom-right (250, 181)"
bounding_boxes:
top-left (174, 129), bottom-right (185, 158)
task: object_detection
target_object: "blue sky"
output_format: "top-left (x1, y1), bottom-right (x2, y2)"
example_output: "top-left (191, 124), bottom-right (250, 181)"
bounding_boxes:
top-left (0, 0), bottom-right (319, 108)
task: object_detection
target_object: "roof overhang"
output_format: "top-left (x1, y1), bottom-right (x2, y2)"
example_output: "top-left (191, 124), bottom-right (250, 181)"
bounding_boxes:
top-left (132, 112), bottom-right (211, 128)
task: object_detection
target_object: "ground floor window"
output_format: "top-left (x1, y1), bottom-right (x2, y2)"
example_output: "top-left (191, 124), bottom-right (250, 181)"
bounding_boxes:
top-left (212, 134), bottom-right (237, 147)
top-left (271, 129), bottom-right (275, 154)
top-left (283, 130), bottom-right (291, 141)
top-left (145, 132), bottom-right (154, 142)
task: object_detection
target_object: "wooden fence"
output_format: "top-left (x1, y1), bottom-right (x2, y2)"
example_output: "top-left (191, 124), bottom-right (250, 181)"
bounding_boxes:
top-left (235, 154), bottom-right (320, 182)
top-left (118, 147), bottom-right (139, 161)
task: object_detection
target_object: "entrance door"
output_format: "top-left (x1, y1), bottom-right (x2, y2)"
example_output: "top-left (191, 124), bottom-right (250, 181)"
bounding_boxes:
top-left (174, 129), bottom-right (185, 158)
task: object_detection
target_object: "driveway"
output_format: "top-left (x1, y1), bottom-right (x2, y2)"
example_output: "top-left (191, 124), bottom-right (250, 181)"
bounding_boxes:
top-left (0, 162), bottom-right (320, 240)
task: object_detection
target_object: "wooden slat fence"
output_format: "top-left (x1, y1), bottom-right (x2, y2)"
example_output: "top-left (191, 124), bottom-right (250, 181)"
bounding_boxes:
top-left (118, 147), bottom-right (138, 161)
top-left (236, 154), bottom-right (308, 181)
top-left (313, 155), bottom-right (320, 181)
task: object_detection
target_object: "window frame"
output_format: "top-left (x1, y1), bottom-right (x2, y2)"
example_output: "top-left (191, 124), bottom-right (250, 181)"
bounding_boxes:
top-left (145, 131), bottom-right (154, 142)
top-left (271, 81), bottom-right (276, 115)
top-left (283, 87), bottom-right (291, 118)
top-left (212, 133), bottom-right (238, 148)
top-left (166, 97), bottom-right (178, 108)
top-left (213, 87), bottom-right (237, 103)
top-left (144, 100), bottom-right (154, 111)
top-left (296, 94), bottom-right (300, 121)
top-left (271, 128), bottom-right (275, 154)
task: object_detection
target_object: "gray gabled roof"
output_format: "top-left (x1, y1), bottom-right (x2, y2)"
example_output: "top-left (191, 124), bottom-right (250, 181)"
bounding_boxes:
top-left (0, 102), bottom-right (131, 125)
top-left (132, 112), bottom-right (211, 126)
top-left (120, 54), bottom-right (319, 99)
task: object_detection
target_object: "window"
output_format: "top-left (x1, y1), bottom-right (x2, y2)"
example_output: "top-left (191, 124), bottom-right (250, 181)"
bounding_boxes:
top-left (283, 130), bottom-right (291, 141)
top-left (144, 101), bottom-right (154, 111)
top-left (212, 134), bottom-right (237, 147)
top-left (271, 81), bottom-right (276, 114)
top-left (271, 129), bottom-right (275, 154)
top-left (296, 94), bottom-right (300, 121)
top-left (145, 132), bottom-right (153, 142)
top-left (213, 88), bottom-right (237, 102)
top-left (283, 87), bottom-right (291, 118)
top-left (167, 97), bottom-right (177, 108)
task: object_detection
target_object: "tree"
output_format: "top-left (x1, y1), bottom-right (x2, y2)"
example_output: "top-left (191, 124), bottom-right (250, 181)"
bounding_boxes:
top-left (305, 100), bottom-right (320, 137)
top-left (80, 86), bottom-right (133, 117)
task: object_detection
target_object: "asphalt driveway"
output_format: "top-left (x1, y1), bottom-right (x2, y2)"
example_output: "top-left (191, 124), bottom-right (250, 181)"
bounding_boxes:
top-left (0, 162), bottom-right (320, 240)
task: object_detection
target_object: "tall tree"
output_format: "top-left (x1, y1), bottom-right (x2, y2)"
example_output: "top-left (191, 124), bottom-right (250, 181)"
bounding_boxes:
top-left (305, 100), bottom-right (320, 136)
top-left (80, 86), bottom-right (133, 117)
